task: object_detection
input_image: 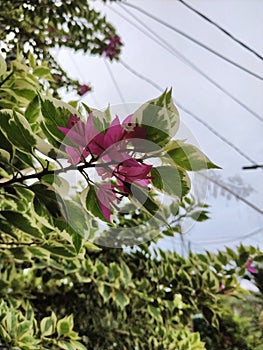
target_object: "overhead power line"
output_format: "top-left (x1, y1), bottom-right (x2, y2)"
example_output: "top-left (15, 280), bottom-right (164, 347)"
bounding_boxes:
top-left (114, 3), bottom-right (263, 123)
top-left (104, 59), bottom-right (127, 106)
top-left (119, 59), bottom-right (258, 165)
top-left (67, 52), bottom-right (101, 107)
top-left (171, 225), bottom-right (263, 251)
top-left (177, 0), bottom-right (263, 61)
top-left (118, 59), bottom-right (263, 215)
top-left (121, 2), bottom-right (263, 82)
top-left (191, 226), bottom-right (263, 245)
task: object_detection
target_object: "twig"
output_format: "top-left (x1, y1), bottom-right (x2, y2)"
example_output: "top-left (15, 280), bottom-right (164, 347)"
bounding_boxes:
top-left (0, 71), bottom-right (14, 87)
top-left (0, 159), bottom-right (124, 188)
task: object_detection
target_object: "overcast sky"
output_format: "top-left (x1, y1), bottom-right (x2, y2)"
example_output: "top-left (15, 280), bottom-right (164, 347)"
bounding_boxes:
top-left (56, 0), bottom-right (263, 253)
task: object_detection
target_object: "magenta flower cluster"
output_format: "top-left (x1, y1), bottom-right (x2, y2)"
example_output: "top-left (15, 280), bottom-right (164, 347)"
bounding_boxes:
top-left (58, 114), bottom-right (152, 220)
top-left (103, 36), bottom-right (122, 59)
top-left (77, 84), bottom-right (91, 96)
top-left (245, 259), bottom-right (257, 274)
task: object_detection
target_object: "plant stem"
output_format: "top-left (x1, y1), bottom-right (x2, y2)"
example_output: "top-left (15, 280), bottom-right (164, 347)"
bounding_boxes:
top-left (0, 160), bottom-right (122, 188)
top-left (0, 71), bottom-right (14, 87)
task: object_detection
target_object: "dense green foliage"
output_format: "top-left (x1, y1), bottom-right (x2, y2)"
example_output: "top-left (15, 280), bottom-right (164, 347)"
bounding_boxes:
top-left (194, 293), bottom-right (263, 350)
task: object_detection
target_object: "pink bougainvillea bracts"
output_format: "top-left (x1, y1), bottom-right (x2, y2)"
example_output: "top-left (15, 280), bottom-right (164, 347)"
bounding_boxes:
top-left (96, 182), bottom-right (118, 221)
top-left (77, 84), bottom-right (91, 96)
top-left (58, 113), bottom-right (104, 164)
top-left (245, 259), bottom-right (258, 274)
top-left (103, 36), bottom-right (122, 59)
top-left (58, 113), bottom-right (152, 220)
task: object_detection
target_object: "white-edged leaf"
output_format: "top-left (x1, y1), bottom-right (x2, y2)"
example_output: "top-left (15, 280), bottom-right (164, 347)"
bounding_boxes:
top-left (132, 89), bottom-right (179, 147)
top-left (151, 165), bottom-right (191, 198)
top-left (0, 54), bottom-right (7, 76)
top-left (165, 140), bottom-right (220, 171)
top-left (80, 185), bottom-right (108, 222)
top-left (40, 313), bottom-right (56, 337)
top-left (0, 149), bottom-right (10, 163)
top-left (0, 110), bottom-right (37, 154)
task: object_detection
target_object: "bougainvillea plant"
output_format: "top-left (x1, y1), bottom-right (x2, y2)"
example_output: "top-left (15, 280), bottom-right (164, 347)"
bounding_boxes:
top-left (102, 35), bottom-right (122, 59)
top-left (77, 84), bottom-right (92, 96)
top-left (52, 89), bottom-right (220, 226)
top-left (57, 113), bottom-right (151, 221)
top-left (0, 54), bottom-right (220, 246)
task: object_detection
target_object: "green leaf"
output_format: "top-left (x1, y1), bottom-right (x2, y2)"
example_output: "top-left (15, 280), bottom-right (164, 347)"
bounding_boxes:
top-left (148, 305), bottom-right (163, 323)
top-left (0, 324), bottom-right (11, 342)
top-left (70, 340), bottom-right (87, 350)
top-left (95, 260), bottom-right (107, 276)
top-left (165, 140), bottom-right (220, 171)
top-left (27, 246), bottom-right (49, 259)
top-left (41, 244), bottom-right (76, 258)
top-left (97, 283), bottom-right (112, 303)
top-left (130, 184), bottom-right (167, 224)
top-left (113, 290), bottom-right (129, 310)
top-left (63, 200), bottom-right (90, 239)
top-left (132, 89), bottom-right (179, 148)
top-left (16, 320), bottom-right (32, 339)
top-left (0, 129), bottom-right (14, 161)
top-left (30, 183), bottom-right (64, 219)
top-left (120, 261), bottom-right (133, 286)
top-left (36, 137), bottom-right (67, 160)
top-left (28, 52), bottom-right (36, 68)
top-left (0, 54), bottom-right (7, 76)
top-left (72, 231), bottom-right (83, 254)
top-left (49, 96), bottom-right (80, 116)
top-left (57, 315), bottom-right (74, 337)
top-left (0, 149), bottom-right (10, 164)
top-left (108, 262), bottom-right (121, 281)
top-left (1, 211), bottom-right (43, 239)
top-left (40, 313), bottom-right (56, 337)
top-left (0, 110), bottom-right (37, 154)
top-left (25, 95), bottom-right (40, 124)
top-left (0, 218), bottom-right (18, 239)
top-left (151, 165), bottom-right (191, 198)
top-left (81, 185), bottom-right (108, 222)
top-left (190, 210), bottom-right (210, 222)
top-left (33, 66), bottom-right (51, 78)
top-left (40, 98), bottom-right (74, 144)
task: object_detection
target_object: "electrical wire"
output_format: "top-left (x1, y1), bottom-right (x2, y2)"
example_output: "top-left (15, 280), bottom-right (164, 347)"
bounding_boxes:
top-left (170, 226), bottom-right (262, 252)
top-left (119, 59), bottom-right (258, 165)
top-left (114, 3), bottom-right (263, 123)
top-left (118, 59), bottom-right (263, 215)
top-left (177, 0), bottom-right (263, 61)
top-left (191, 226), bottom-right (263, 245)
top-left (67, 52), bottom-right (101, 107)
top-left (121, 2), bottom-right (263, 82)
top-left (104, 59), bottom-right (127, 106)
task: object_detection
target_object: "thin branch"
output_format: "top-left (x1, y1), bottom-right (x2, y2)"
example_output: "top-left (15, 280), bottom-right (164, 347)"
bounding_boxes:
top-left (0, 159), bottom-right (123, 188)
top-left (0, 71), bottom-right (14, 87)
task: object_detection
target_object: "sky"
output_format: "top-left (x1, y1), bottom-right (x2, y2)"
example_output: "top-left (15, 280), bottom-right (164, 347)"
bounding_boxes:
top-left (55, 0), bottom-right (263, 254)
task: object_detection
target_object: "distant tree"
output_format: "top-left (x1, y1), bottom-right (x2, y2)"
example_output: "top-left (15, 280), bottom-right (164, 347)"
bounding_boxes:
top-left (0, 0), bottom-right (122, 92)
